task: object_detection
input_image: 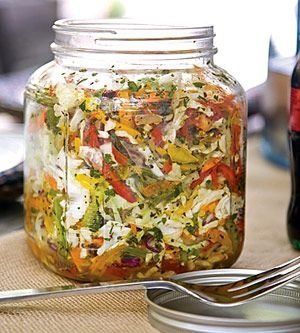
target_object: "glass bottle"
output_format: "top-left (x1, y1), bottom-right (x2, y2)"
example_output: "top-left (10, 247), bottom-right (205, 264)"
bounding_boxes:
top-left (288, 57), bottom-right (300, 250)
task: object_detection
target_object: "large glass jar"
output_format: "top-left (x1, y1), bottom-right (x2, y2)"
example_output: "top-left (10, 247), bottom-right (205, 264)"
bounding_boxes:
top-left (24, 20), bottom-right (247, 282)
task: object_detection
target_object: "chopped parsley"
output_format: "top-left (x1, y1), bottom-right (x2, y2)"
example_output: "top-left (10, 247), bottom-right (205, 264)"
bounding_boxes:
top-left (128, 81), bottom-right (141, 92)
top-left (193, 82), bottom-right (205, 88)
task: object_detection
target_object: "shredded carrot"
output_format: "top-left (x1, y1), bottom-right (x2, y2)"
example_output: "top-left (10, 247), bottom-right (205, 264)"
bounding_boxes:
top-left (199, 200), bottom-right (218, 216)
top-left (130, 223), bottom-right (137, 235)
top-left (91, 237), bottom-right (104, 248)
top-left (90, 245), bottom-right (126, 274)
top-left (28, 196), bottom-right (45, 211)
top-left (71, 248), bottom-right (90, 272)
top-left (202, 158), bottom-right (221, 172)
top-left (44, 173), bottom-right (58, 191)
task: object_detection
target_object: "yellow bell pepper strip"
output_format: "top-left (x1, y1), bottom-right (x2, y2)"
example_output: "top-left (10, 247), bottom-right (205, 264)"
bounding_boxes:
top-left (90, 109), bottom-right (106, 123)
top-left (74, 137), bottom-right (81, 154)
top-left (117, 90), bottom-right (130, 99)
top-left (175, 198), bottom-right (194, 215)
top-left (119, 107), bottom-right (135, 127)
top-left (91, 109), bottom-right (142, 143)
top-left (115, 122), bottom-right (143, 143)
top-left (75, 174), bottom-right (99, 191)
top-left (180, 164), bottom-right (199, 172)
top-left (167, 144), bottom-right (198, 164)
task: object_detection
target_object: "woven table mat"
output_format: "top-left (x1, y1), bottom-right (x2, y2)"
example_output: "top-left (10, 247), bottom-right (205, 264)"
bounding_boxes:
top-left (0, 138), bottom-right (299, 333)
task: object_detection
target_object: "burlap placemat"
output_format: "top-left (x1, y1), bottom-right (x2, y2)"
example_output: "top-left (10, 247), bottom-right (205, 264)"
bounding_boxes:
top-left (0, 138), bottom-right (298, 333)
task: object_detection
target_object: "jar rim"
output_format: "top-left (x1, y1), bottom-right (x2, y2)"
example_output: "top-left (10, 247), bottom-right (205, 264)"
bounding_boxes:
top-left (53, 19), bottom-right (214, 40)
top-left (52, 19), bottom-right (216, 58)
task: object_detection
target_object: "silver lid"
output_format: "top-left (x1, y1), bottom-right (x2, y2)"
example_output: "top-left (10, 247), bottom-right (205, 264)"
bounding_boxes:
top-left (146, 269), bottom-right (300, 333)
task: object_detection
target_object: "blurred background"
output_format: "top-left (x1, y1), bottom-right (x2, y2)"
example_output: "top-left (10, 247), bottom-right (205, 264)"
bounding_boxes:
top-left (0, 0), bottom-right (298, 227)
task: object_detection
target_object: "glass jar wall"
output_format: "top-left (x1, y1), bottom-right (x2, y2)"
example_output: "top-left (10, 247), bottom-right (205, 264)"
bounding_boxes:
top-left (24, 20), bottom-right (247, 281)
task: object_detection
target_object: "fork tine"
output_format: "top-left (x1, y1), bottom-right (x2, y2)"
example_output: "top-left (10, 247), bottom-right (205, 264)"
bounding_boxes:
top-left (227, 256), bottom-right (300, 292)
top-left (230, 266), bottom-right (300, 303)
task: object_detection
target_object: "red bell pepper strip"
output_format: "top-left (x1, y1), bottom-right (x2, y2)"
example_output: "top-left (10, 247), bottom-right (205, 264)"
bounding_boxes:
top-left (178, 108), bottom-right (198, 141)
top-left (231, 123), bottom-right (241, 155)
top-left (162, 158), bottom-right (172, 174)
top-left (83, 123), bottom-right (100, 148)
top-left (150, 124), bottom-right (164, 146)
top-left (112, 146), bottom-right (129, 166)
top-left (102, 162), bottom-right (137, 203)
top-left (190, 160), bottom-right (237, 191)
top-left (217, 163), bottom-right (236, 190)
top-left (190, 169), bottom-right (212, 189)
top-left (210, 168), bottom-right (219, 188)
top-left (104, 265), bottom-right (128, 279)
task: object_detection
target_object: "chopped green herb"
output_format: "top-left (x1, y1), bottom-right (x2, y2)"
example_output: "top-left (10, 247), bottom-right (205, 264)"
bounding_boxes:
top-left (197, 95), bottom-right (208, 102)
top-left (186, 223), bottom-right (198, 234)
top-left (104, 188), bottom-right (115, 197)
top-left (128, 81), bottom-right (141, 92)
top-left (46, 108), bottom-right (60, 133)
top-left (193, 82), bottom-right (205, 88)
top-left (104, 154), bottom-right (113, 164)
top-left (180, 251), bottom-right (188, 262)
top-left (150, 227), bottom-right (163, 241)
top-left (79, 100), bottom-right (86, 111)
top-left (90, 169), bottom-right (101, 178)
top-left (77, 78), bottom-right (88, 85)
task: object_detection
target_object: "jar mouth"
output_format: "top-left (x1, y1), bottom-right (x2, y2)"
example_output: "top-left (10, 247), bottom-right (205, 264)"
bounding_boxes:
top-left (52, 19), bottom-right (216, 56)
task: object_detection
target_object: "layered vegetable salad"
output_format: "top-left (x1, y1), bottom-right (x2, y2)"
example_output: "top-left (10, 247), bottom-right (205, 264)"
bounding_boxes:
top-left (25, 65), bottom-right (246, 281)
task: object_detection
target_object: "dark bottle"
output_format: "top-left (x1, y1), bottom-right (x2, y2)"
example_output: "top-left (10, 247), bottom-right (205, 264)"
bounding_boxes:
top-left (288, 58), bottom-right (300, 250)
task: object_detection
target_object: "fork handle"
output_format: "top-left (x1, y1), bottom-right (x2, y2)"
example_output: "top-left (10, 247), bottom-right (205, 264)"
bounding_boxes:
top-left (0, 279), bottom-right (175, 304)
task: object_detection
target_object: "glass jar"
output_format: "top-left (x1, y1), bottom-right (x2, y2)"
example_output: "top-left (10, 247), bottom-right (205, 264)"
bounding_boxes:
top-left (24, 20), bottom-right (247, 282)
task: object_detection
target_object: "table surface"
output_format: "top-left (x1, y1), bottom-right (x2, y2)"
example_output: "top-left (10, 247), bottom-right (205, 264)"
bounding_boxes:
top-left (0, 136), bottom-right (299, 333)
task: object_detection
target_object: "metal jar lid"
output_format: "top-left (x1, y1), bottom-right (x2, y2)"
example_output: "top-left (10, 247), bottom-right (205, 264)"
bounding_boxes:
top-left (146, 269), bottom-right (300, 333)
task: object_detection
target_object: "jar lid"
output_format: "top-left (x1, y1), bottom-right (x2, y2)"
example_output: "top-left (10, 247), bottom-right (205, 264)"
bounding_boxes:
top-left (146, 269), bottom-right (300, 333)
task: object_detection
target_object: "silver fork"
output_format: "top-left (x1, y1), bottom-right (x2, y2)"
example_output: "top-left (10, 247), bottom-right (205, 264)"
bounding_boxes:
top-left (1, 256), bottom-right (300, 307)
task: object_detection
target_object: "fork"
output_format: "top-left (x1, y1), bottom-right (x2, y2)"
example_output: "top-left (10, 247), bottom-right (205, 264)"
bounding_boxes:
top-left (1, 255), bottom-right (300, 307)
